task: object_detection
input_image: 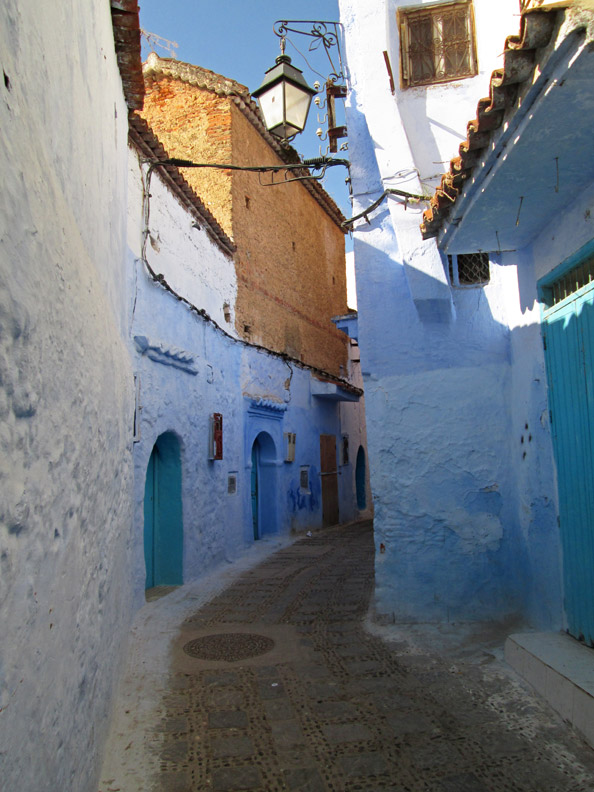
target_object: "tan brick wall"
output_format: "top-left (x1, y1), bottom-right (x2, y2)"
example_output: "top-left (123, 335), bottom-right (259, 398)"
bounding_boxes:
top-left (229, 105), bottom-right (348, 376)
top-left (142, 76), bottom-right (349, 376)
top-left (141, 77), bottom-right (234, 239)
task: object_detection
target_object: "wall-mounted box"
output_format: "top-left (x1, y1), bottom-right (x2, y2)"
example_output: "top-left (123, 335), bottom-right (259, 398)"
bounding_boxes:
top-left (209, 413), bottom-right (223, 460)
top-left (284, 432), bottom-right (296, 462)
top-left (300, 465), bottom-right (310, 493)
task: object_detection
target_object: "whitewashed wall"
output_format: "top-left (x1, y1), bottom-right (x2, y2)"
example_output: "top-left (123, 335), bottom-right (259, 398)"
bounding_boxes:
top-left (340, 0), bottom-right (563, 626)
top-left (0, 3), bottom-right (134, 792)
top-left (127, 145), bottom-right (368, 604)
top-left (128, 149), bottom-right (238, 334)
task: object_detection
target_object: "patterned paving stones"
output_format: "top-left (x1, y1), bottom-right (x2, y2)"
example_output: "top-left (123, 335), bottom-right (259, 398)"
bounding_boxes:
top-left (101, 521), bottom-right (594, 791)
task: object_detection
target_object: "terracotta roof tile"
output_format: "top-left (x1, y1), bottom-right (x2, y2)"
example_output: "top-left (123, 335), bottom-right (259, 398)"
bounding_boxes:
top-left (420, 8), bottom-right (560, 240)
top-left (128, 113), bottom-right (236, 256)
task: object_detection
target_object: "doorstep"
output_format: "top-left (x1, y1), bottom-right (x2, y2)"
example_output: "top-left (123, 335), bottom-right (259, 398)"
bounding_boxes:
top-left (505, 632), bottom-right (594, 748)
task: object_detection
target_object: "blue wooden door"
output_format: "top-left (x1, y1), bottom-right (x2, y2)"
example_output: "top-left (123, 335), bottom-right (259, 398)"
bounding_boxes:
top-left (543, 278), bottom-right (594, 645)
top-left (143, 433), bottom-right (183, 589)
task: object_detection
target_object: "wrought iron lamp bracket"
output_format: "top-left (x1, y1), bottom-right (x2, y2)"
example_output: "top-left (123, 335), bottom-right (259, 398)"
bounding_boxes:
top-left (272, 20), bottom-right (345, 84)
top-left (271, 20), bottom-right (348, 153)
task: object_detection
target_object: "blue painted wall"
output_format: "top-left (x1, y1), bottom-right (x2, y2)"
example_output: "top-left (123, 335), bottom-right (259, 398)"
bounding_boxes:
top-left (344, 89), bottom-right (563, 629)
top-left (129, 252), bottom-right (361, 606)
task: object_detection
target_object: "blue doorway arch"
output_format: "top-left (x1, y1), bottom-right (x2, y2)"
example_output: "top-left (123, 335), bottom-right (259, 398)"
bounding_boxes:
top-left (143, 432), bottom-right (183, 589)
top-left (356, 445), bottom-right (367, 511)
top-left (251, 431), bottom-right (277, 540)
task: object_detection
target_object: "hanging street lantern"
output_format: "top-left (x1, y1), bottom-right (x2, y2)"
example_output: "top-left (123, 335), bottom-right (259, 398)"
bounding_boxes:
top-left (252, 41), bottom-right (317, 142)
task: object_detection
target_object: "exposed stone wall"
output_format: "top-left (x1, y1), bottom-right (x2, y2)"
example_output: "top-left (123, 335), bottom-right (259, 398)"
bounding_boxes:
top-left (140, 75), bottom-right (349, 377)
top-left (230, 105), bottom-right (349, 376)
top-left (141, 76), bottom-right (234, 239)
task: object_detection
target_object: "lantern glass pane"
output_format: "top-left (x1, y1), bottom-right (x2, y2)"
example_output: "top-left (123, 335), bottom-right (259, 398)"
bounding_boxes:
top-left (284, 82), bottom-right (312, 132)
top-left (258, 82), bottom-right (284, 132)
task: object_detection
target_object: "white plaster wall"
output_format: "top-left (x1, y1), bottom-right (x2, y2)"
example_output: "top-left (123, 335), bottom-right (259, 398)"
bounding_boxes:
top-left (128, 144), bottom-right (246, 604)
top-left (340, 0), bottom-right (564, 625)
top-left (0, 2), bottom-right (134, 791)
top-left (130, 270), bottom-right (245, 605)
top-left (532, 180), bottom-right (594, 282)
top-left (128, 150), bottom-right (367, 603)
top-left (128, 148), bottom-right (238, 334)
top-left (385, 0), bottom-right (519, 189)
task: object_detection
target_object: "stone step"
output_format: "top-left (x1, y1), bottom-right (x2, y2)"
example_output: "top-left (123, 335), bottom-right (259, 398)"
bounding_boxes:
top-left (505, 631), bottom-right (594, 747)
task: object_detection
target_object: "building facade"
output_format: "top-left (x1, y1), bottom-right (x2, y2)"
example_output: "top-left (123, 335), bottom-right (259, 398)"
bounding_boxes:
top-left (0, 3), bottom-right (369, 790)
top-left (140, 55), bottom-right (350, 376)
top-left (421, 1), bottom-right (594, 644)
top-left (340, 0), bottom-right (592, 632)
top-left (127, 115), bottom-right (370, 607)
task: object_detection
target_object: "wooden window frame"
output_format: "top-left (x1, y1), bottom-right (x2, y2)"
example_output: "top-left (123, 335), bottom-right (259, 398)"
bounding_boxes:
top-left (398, 0), bottom-right (478, 89)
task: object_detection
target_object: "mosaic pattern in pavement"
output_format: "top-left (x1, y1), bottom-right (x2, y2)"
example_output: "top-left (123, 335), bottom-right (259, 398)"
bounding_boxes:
top-left (149, 522), bottom-right (594, 791)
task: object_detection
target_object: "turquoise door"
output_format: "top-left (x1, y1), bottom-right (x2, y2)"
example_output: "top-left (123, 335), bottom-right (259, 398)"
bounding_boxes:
top-left (542, 270), bottom-right (594, 645)
top-left (143, 433), bottom-right (183, 589)
top-left (144, 447), bottom-right (157, 589)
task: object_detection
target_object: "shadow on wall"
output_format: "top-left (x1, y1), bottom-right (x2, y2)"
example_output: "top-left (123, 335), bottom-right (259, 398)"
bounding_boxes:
top-left (352, 233), bottom-right (562, 628)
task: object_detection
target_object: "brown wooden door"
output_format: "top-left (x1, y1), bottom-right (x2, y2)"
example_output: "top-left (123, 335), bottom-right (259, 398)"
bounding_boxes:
top-left (320, 434), bottom-right (339, 527)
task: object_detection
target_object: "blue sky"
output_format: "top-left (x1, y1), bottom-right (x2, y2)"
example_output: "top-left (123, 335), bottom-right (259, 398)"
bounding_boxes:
top-left (138, 0), bottom-right (352, 224)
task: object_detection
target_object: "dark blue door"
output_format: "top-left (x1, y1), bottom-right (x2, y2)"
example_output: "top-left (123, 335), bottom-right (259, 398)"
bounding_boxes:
top-left (251, 440), bottom-right (259, 540)
top-left (356, 446), bottom-right (367, 511)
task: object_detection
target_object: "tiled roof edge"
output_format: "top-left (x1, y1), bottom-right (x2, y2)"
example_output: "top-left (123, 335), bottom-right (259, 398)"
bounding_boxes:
top-left (143, 53), bottom-right (250, 98)
top-left (128, 112), bottom-right (236, 257)
top-left (420, 7), bottom-right (567, 241)
top-left (143, 54), bottom-right (347, 231)
top-left (110, 0), bottom-right (144, 110)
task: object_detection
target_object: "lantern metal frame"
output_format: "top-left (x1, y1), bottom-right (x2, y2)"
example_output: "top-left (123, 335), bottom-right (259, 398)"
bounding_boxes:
top-left (252, 40), bottom-right (318, 142)
top-left (265, 20), bottom-right (348, 152)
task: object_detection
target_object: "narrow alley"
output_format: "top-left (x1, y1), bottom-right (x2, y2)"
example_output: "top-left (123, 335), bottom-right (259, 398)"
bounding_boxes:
top-left (100, 522), bottom-right (594, 792)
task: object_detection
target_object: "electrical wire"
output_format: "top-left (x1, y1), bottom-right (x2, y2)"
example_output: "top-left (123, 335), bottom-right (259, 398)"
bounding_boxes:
top-left (342, 188), bottom-right (428, 228)
top-left (139, 162), bottom-right (362, 396)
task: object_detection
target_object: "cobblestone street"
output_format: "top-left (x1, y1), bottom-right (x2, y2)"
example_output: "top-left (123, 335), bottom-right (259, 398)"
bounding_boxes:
top-left (100, 522), bottom-right (594, 792)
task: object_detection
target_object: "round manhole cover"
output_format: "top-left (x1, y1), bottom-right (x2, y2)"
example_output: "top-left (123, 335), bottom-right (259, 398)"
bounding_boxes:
top-left (182, 633), bottom-right (275, 662)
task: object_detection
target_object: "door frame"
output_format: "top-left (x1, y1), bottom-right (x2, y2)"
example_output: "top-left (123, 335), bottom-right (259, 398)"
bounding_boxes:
top-left (320, 433), bottom-right (340, 527)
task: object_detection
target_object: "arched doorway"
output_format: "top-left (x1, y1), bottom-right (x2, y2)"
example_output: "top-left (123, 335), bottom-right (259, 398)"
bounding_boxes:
top-left (356, 445), bottom-right (367, 511)
top-left (251, 431), bottom-right (277, 540)
top-left (143, 432), bottom-right (183, 589)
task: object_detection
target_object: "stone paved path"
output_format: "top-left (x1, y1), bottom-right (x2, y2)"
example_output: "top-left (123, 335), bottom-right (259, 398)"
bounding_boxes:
top-left (103, 521), bottom-right (594, 791)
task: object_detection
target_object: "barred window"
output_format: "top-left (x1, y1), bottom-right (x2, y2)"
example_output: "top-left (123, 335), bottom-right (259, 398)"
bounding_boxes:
top-left (448, 252), bottom-right (490, 286)
top-left (542, 255), bottom-right (594, 308)
top-left (399, 1), bottom-right (478, 88)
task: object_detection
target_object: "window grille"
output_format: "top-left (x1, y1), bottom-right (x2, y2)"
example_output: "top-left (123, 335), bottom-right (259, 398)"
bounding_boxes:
top-left (300, 466), bottom-right (310, 492)
top-left (399, 1), bottom-right (477, 88)
top-left (448, 252), bottom-right (490, 286)
top-left (545, 256), bottom-right (594, 307)
top-left (341, 435), bottom-right (349, 466)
